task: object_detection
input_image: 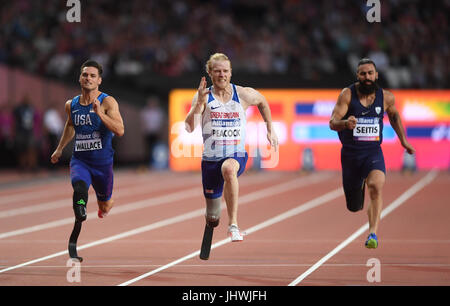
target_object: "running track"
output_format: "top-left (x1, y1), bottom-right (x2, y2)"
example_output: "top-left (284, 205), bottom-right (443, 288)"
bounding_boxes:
top-left (0, 169), bottom-right (449, 288)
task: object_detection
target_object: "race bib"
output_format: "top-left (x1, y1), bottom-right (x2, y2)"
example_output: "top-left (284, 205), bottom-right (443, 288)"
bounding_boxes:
top-left (353, 117), bottom-right (380, 141)
top-left (211, 126), bottom-right (241, 145)
top-left (211, 115), bottom-right (242, 145)
top-left (75, 138), bottom-right (103, 151)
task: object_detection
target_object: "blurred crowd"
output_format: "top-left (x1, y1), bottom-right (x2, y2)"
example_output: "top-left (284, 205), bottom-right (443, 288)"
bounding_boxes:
top-left (0, 97), bottom-right (64, 170)
top-left (0, 0), bottom-right (448, 88)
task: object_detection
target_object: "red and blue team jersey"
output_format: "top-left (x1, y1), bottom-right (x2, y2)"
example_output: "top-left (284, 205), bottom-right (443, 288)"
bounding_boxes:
top-left (338, 83), bottom-right (384, 151)
top-left (70, 92), bottom-right (114, 166)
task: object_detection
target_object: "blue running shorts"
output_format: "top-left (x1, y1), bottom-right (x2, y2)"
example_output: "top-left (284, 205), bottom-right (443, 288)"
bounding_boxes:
top-left (70, 157), bottom-right (114, 202)
top-left (201, 152), bottom-right (248, 199)
top-left (341, 146), bottom-right (386, 211)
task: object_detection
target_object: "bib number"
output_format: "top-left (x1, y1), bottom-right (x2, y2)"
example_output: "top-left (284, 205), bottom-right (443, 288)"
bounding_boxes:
top-left (353, 117), bottom-right (380, 141)
top-left (75, 139), bottom-right (103, 151)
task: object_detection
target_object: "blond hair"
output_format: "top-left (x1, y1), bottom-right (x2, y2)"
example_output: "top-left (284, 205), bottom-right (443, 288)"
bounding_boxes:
top-left (205, 53), bottom-right (232, 73)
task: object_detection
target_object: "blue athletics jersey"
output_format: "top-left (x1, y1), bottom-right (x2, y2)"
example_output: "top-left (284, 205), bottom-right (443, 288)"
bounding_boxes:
top-left (70, 92), bottom-right (114, 165)
top-left (338, 83), bottom-right (384, 151)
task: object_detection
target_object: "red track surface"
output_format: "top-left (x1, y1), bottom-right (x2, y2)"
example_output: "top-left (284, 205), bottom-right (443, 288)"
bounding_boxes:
top-left (0, 169), bottom-right (449, 287)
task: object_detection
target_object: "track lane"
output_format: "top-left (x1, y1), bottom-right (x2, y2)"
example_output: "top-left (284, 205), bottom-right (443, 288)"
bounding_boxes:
top-left (0, 172), bottom-right (334, 284)
top-left (0, 171), bottom-right (447, 286)
top-left (294, 170), bottom-right (449, 286)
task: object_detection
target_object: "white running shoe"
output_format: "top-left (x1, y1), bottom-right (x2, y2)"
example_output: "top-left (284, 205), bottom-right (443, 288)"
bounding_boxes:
top-left (228, 224), bottom-right (244, 242)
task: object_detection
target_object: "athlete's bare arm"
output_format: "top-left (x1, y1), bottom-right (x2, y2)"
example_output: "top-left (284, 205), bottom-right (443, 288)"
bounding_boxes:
top-left (51, 100), bottom-right (75, 164)
top-left (185, 76), bottom-right (209, 133)
top-left (93, 96), bottom-right (124, 137)
top-left (329, 88), bottom-right (357, 131)
top-left (238, 86), bottom-right (278, 150)
top-left (384, 90), bottom-right (415, 154)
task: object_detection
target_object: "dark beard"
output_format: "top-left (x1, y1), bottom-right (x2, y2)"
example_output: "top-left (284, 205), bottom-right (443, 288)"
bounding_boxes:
top-left (358, 80), bottom-right (378, 95)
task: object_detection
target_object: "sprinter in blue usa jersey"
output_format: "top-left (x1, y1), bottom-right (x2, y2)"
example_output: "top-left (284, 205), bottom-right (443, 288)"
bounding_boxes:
top-left (330, 58), bottom-right (415, 249)
top-left (51, 60), bottom-right (124, 260)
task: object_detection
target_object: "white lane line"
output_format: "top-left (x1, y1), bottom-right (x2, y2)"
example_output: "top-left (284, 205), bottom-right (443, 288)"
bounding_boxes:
top-left (118, 187), bottom-right (343, 286)
top-left (0, 198), bottom-right (76, 218)
top-left (5, 263), bottom-right (450, 269)
top-left (0, 187), bottom-right (70, 206)
top-left (0, 171), bottom-right (141, 206)
top-left (0, 181), bottom-right (195, 219)
top-left (0, 172), bottom-right (197, 215)
top-left (288, 169), bottom-right (438, 286)
top-left (0, 168), bottom-right (277, 217)
top-left (0, 171), bottom-right (302, 239)
top-left (0, 187), bottom-right (199, 239)
top-left (0, 173), bottom-right (332, 274)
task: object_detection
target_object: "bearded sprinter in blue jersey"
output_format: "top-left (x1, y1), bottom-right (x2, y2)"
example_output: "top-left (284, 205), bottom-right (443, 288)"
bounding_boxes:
top-left (329, 58), bottom-right (415, 249)
top-left (51, 60), bottom-right (124, 260)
